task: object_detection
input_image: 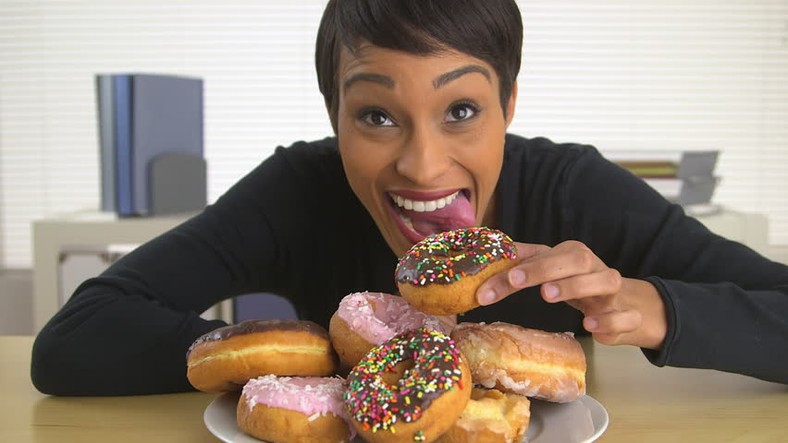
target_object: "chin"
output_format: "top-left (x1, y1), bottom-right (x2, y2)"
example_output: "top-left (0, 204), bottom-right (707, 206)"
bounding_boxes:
top-left (382, 232), bottom-right (412, 259)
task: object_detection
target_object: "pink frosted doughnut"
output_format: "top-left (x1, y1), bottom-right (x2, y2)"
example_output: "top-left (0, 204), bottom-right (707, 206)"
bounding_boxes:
top-left (328, 291), bottom-right (456, 368)
top-left (236, 375), bottom-right (353, 443)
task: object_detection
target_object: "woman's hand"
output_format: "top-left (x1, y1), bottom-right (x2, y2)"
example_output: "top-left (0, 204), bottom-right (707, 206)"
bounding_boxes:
top-left (476, 240), bottom-right (668, 350)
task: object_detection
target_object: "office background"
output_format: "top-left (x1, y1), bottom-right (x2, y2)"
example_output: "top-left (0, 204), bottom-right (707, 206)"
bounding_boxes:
top-left (1, 1), bottom-right (786, 332)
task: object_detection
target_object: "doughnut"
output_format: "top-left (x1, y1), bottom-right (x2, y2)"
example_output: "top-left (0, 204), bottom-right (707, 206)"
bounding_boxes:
top-left (186, 319), bottom-right (338, 393)
top-left (438, 388), bottom-right (531, 443)
top-left (329, 291), bottom-right (456, 369)
top-left (344, 328), bottom-right (472, 443)
top-left (450, 322), bottom-right (586, 403)
top-left (395, 227), bottom-right (518, 315)
top-left (237, 375), bottom-right (352, 443)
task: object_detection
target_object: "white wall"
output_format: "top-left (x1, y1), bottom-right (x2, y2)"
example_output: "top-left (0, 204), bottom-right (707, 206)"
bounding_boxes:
top-left (1, 0), bottom-right (786, 268)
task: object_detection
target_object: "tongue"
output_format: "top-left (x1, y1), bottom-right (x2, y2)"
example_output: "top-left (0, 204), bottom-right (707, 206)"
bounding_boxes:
top-left (409, 193), bottom-right (476, 236)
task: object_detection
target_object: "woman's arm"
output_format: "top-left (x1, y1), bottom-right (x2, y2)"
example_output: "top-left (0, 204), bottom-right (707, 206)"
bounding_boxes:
top-left (30, 199), bottom-right (280, 395)
top-left (29, 143), bottom-right (324, 396)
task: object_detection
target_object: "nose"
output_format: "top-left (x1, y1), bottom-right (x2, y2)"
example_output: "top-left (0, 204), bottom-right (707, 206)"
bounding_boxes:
top-left (395, 126), bottom-right (452, 186)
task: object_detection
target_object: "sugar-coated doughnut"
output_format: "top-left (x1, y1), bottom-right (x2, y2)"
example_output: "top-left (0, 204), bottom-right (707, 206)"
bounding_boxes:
top-left (237, 375), bottom-right (353, 443)
top-left (344, 328), bottom-right (472, 443)
top-left (451, 322), bottom-right (586, 403)
top-left (438, 388), bottom-right (531, 443)
top-left (186, 319), bottom-right (338, 393)
top-left (329, 291), bottom-right (456, 369)
top-left (395, 227), bottom-right (518, 315)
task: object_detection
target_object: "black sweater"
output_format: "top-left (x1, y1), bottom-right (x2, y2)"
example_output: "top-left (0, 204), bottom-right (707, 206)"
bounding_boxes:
top-left (31, 134), bottom-right (788, 395)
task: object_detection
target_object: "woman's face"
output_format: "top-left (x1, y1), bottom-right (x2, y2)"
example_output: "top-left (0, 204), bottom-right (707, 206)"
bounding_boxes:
top-left (336, 44), bottom-right (516, 258)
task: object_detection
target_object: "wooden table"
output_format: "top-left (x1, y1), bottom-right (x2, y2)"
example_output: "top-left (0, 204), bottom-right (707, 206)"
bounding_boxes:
top-left (2, 335), bottom-right (786, 442)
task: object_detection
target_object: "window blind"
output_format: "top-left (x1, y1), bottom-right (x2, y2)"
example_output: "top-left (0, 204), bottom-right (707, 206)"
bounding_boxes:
top-left (516, 1), bottom-right (788, 247)
top-left (0, 0), bottom-right (786, 268)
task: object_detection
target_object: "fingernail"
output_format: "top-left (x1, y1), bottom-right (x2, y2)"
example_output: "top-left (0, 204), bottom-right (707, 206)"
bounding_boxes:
top-left (544, 283), bottom-right (560, 300)
top-left (509, 269), bottom-right (526, 287)
top-left (479, 289), bottom-right (497, 306)
top-left (584, 317), bottom-right (598, 331)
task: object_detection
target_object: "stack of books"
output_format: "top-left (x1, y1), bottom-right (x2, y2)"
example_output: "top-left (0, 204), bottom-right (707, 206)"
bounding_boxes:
top-left (615, 151), bottom-right (720, 207)
top-left (615, 160), bottom-right (682, 198)
top-left (95, 73), bottom-right (205, 217)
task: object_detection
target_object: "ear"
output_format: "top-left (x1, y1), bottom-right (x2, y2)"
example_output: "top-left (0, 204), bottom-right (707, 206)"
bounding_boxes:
top-left (504, 81), bottom-right (518, 128)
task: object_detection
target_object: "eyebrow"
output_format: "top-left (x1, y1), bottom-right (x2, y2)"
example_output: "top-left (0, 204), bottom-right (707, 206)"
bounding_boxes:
top-left (343, 73), bottom-right (395, 92)
top-left (433, 64), bottom-right (491, 89)
top-left (343, 64), bottom-right (492, 95)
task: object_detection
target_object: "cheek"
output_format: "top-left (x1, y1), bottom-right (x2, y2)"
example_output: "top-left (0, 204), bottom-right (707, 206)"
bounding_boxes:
top-left (338, 119), bottom-right (398, 187)
top-left (338, 136), bottom-right (391, 201)
top-left (457, 124), bottom-right (506, 184)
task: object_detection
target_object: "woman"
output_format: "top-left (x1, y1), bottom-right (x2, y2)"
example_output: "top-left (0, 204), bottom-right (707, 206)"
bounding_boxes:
top-left (31, 0), bottom-right (788, 395)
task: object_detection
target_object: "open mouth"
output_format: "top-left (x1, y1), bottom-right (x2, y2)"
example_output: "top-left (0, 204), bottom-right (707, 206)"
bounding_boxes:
top-left (387, 189), bottom-right (476, 244)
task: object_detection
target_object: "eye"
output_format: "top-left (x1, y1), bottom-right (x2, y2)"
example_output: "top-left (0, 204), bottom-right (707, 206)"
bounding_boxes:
top-left (359, 109), bottom-right (396, 127)
top-left (445, 101), bottom-right (480, 123)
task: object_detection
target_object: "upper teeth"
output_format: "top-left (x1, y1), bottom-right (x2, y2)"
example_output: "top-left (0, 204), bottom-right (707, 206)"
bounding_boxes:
top-left (391, 191), bottom-right (459, 213)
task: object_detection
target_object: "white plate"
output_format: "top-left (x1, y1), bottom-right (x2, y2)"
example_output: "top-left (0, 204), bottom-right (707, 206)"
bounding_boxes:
top-left (204, 391), bottom-right (608, 443)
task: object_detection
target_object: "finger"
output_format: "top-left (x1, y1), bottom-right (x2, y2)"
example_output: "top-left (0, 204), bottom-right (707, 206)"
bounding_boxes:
top-left (540, 268), bottom-right (622, 303)
top-left (507, 244), bottom-right (551, 289)
top-left (518, 240), bottom-right (603, 287)
top-left (585, 309), bottom-right (642, 345)
top-left (477, 269), bottom-right (518, 306)
top-left (476, 243), bottom-right (551, 306)
top-left (513, 242), bottom-right (551, 261)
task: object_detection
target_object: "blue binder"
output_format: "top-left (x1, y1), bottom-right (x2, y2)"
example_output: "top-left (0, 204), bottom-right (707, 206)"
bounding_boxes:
top-left (112, 75), bottom-right (133, 215)
top-left (106, 73), bottom-right (203, 216)
top-left (130, 74), bottom-right (203, 215)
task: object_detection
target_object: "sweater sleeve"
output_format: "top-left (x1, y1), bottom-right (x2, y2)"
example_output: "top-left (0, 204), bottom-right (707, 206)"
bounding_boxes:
top-left (30, 143), bottom-right (321, 396)
top-left (644, 275), bottom-right (788, 384)
top-left (563, 147), bottom-right (788, 384)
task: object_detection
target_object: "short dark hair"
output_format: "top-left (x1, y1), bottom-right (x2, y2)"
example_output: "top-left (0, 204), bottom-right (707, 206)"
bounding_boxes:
top-left (315, 0), bottom-right (523, 132)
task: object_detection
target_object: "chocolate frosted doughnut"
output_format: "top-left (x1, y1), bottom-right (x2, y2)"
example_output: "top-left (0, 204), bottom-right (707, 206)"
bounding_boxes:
top-left (395, 227), bottom-right (518, 315)
top-left (344, 328), bottom-right (472, 443)
top-left (186, 319), bottom-right (338, 393)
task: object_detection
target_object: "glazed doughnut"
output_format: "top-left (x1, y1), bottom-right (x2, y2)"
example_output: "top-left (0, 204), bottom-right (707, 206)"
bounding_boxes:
top-left (186, 319), bottom-right (338, 393)
top-left (344, 328), bottom-right (472, 443)
top-left (450, 322), bottom-right (586, 403)
top-left (395, 227), bottom-right (518, 315)
top-left (329, 291), bottom-right (456, 369)
top-left (438, 388), bottom-right (531, 443)
top-left (237, 375), bottom-right (352, 443)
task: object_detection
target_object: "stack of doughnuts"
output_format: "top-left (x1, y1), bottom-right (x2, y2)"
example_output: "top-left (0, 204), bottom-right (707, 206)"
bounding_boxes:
top-left (185, 227), bottom-right (588, 443)
top-left (186, 319), bottom-right (353, 442)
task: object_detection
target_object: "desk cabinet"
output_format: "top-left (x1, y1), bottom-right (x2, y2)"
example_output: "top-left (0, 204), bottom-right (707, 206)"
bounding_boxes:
top-left (690, 208), bottom-right (769, 256)
top-left (31, 212), bottom-right (216, 332)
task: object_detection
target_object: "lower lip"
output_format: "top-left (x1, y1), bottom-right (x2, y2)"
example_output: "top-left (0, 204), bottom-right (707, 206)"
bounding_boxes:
top-left (385, 199), bottom-right (425, 245)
